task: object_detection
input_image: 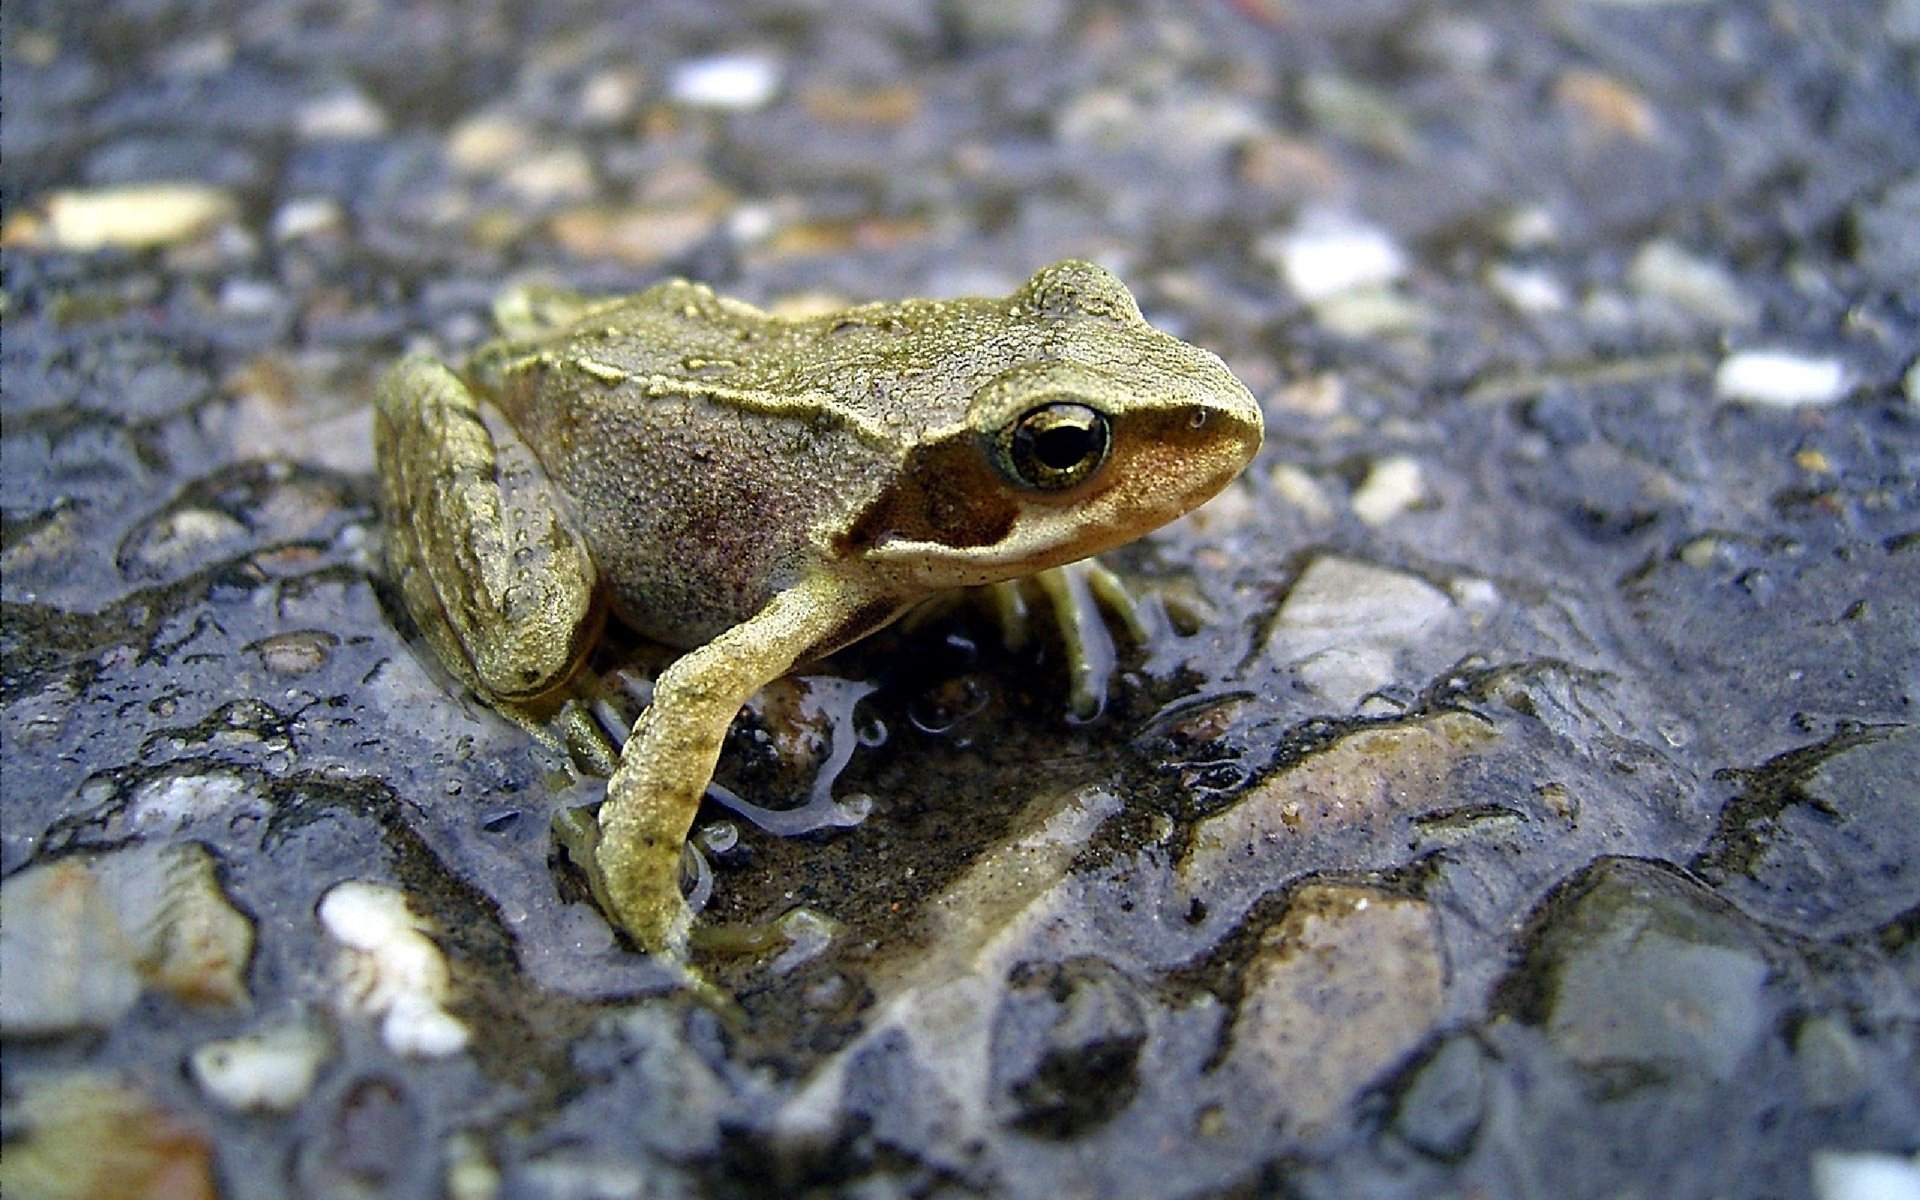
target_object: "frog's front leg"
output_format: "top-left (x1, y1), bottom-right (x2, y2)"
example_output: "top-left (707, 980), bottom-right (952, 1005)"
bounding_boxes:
top-left (592, 573), bottom-right (880, 956)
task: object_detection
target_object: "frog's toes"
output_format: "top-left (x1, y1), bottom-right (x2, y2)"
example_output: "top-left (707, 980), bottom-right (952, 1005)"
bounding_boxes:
top-left (1030, 560), bottom-right (1168, 719)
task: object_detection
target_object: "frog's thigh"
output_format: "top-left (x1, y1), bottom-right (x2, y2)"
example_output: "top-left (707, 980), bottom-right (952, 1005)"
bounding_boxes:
top-left (594, 575), bottom-right (862, 954)
top-left (374, 356), bottom-right (599, 706)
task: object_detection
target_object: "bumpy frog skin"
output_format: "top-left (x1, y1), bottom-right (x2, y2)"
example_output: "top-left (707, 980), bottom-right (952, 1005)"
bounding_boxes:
top-left (374, 260), bottom-right (1263, 957)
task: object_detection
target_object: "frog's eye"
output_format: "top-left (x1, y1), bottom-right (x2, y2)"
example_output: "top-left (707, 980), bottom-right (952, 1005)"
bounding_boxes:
top-left (996, 402), bottom-right (1112, 492)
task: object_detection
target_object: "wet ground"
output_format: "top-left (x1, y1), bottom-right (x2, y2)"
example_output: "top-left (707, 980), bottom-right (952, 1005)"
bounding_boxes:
top-left (3, 1), bottom-right (1918, 1198)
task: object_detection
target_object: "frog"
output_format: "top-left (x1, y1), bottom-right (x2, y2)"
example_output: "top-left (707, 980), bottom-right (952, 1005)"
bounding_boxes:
top-left (373, 259), bottom-right (1263, 958)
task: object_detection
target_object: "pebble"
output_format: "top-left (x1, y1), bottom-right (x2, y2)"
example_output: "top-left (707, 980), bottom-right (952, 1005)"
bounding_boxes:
top-left (251, 630), bottom-right (338, 676)
top-left (39, 184), bottom-right (237, 250)
top-left (500, 147), bottom-right (597, 206)
top-left (1714, 349), bottom-right (1849, 408)
top-left (1904, 356), bottom-right (1919, 406)
top-left (1554, 69), bottom-right (1658, 141)
top-left (1229, 885), bottom-right (1445, 1135)
top-left (1265, 556), bottom-right (1460, 709)
top-left (549, 204), bottom-right (721, 267)
top-left (0, 844), bottom-right (253, 1035)
top-left (272, 197), bottom-right (346, 242)
top-left (1260, 213), bottom-right (1407, 303)
top-left (1526, 860), bottom-right (1770, 1080)
top-left (191, 1022), bottom-right (333, 1112)
top-left (1628, 240), bottom-right (1758, 326)
top-left (1270, 463), bottom-right (1336, 521)
top-left (296, 87), bottom-right (389, 140)
top-left (1350, 455), bottom-right (1427, 526)
top-left (0, 1075), bottom-right (218, 1200)
top-left (319, 881), bottom-right (470, 1059)
top-left (118, 506), bottom-right (249, 578)
top-left (1486, 262), bottom-right (1571, 314)
top-left (1181, 713), bottom-right (1497, 893)
top-left (127, 770), bottom-right (261, 833)
top-left (447, 114), bottom-right (535, 173)
top-left (667, 52), bottom-right (783, 111)
top-left (1809, 1150), bottom-right (1920, 1200)
top-left (1390, 1034), bottom-right (1488, 1160)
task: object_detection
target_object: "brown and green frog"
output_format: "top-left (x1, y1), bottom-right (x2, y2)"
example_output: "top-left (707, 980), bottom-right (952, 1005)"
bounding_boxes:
top-left (373, 260), bottom-right (1262, 958)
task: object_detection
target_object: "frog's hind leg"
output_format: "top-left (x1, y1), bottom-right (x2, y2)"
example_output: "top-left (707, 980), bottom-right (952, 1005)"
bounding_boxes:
top-left (374, 356), bottom-right (606, 737)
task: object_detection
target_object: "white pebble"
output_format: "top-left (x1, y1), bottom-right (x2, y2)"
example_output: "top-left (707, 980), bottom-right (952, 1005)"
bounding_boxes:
top-left (127, 770), bottom-right (259, 833)
top-left (1486, 262), bottom-right (1570, 314)
top-left (42, 184), bottom-right (236, 251)
top-left (296, 88), bottom-right (389, 140)
top-left (1351, 455), bottom-right (1427, 526)
top-left (1628, 240), bottom-right (1757, 326)
top-left (1810, 1150), bottom-right (1920, 1200)
top-left (319, 881), bottom-right (469, 1058)
top-left (1262, 214), bottom-right (1407, 302)
top-left (272, 197), bottom-right (345, 242)
top-left (668, 53), bottom-right (782, 111)
top-left (191, 1023), bottom-right (331, 1112)
top-left (1714, 350), bottom-right (1849, 408)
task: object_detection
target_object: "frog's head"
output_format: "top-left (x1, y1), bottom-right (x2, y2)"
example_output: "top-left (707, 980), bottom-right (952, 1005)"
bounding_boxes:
top-left (842, 261), bottom-right (1263, 590)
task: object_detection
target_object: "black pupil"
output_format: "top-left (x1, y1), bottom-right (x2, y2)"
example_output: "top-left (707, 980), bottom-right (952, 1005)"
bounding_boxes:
top-left (1032, 422), bottom-right (1095, 469)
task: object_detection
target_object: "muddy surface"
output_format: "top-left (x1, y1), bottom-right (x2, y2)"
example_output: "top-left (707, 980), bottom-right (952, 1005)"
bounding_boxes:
top-left (3, 2), bottom-right (1917, 1198)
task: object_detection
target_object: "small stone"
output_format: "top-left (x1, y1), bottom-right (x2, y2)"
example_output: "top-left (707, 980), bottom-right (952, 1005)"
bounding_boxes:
top-left (1260, 213), bottom-right (1408, 303)
top-left (1628, 240), bottom-right (1758, 326)
top-left (127, 771), bottom-right (261, 833)
top-left (1, 844), bottom-right (253, 1035)
top-left (319, 881), bottom-right (469, 1058)
top-left (1715, 350), bottom-right (1849, 408)
top-left (1182, 713), bottom-right (1497, 892)
top-left (447, 114), bottom-right (535, 173)
top-left (0, 1075), bottom-right (218, 1200)
top-left (1486, 262), bottom-right (1571, 314)
top-left (272, 197), bottom-right (346, 242)
top-left (1300, 71), bottom-right (1417, 159)
top-left (1311, 286), bottom-right (1432, 337)
top-left (667, 52), bottom-right (783, 111)
top-left (40, 184), bottom-right (237, 251)
top-left (576, 69), bottom-right (643, 125)
top-left (120, 507), bottom-right (248, 578)
top-left (501, 147), bottom-right (597, 206)
top-left (191, 1022), bottom-right (332, 1112)
top-left (1266, 556), bottom-right (1460, 709)
top-left (296, 88), bottom-right (389, 140)
top-left (1351, 455), bottom-right (1428, 526)
top-left (549, 204), bottom-right (721, 267)
top-left (1554, 69), bottom-right (1658, 141)
top-left (1905, 357), bottom-right (1919, 405)
top-left (1809, 1150), bottom-right (1920, 1200)
top-left (1270, 463), bottom-right (1336, 521)
top-left (1230, 885), bottom-right (1446, 1136)
top-left (251, 630), bottom-right (338, 677)
top-left (1518, 860), bottom-right (1771, 1080)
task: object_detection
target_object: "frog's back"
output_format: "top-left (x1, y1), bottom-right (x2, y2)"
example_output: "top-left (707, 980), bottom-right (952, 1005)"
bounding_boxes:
top-left (475, 282), bottom-right (967, 649)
